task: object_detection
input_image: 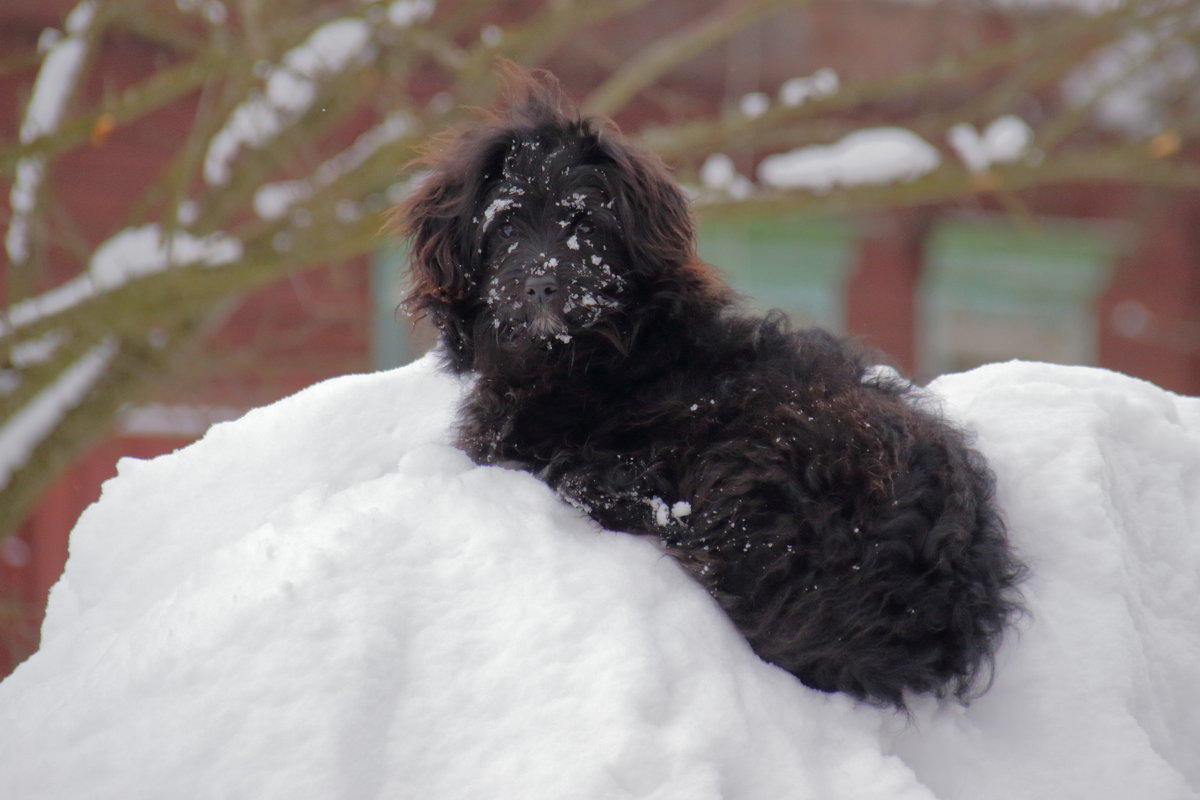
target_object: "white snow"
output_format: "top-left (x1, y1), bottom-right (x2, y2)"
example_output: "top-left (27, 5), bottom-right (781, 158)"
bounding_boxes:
top-left (386, 0), bottom-right (435, 28)
top-left (739, 92), bottom-right (771, 118)
top-left (699, 153), bottom-right (754, 199)
top-left (176, 0), bottom-right (228, 25)
top-left (204, 18), bottom-right (375, 186)
top-left (2, 223), bottom-right (243, 333)
top-left (117, 403), bottom-right (245, 437)
top-left (481, 197), bottom-right (517, 229)
top-left (205, 3), bottom-right (434, 186)
top-left (880, 0), bottom-right (1122, 10)
top-left (947, 115), bottom-right (1035, 173)
top-left (480, 24), bottom-right (504, 47)
top-left (0, 355), bottom-right (1197, 800)
top-left (5, 0), bottom-right (97, 265)
top-left (0, 338), bottom-right (116, 490)
top-left (986, 0), bottom-right (1123, 11)
top-left (253, 111), bottom-right (413, 220)
top-left (758, 127), bottom-right (941, 192)
top-left (779, 68), bottom-right (839, 107)
top-left (1062, 26), bottom-right (1200, 138)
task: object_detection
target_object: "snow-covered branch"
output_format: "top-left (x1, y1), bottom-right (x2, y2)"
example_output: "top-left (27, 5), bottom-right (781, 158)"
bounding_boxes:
top-left (6, 0), bottom-right (101, 268)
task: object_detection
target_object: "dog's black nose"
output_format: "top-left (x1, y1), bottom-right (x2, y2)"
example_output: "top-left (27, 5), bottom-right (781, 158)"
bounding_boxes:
top-left (524, 274), bottom-right (559, 305)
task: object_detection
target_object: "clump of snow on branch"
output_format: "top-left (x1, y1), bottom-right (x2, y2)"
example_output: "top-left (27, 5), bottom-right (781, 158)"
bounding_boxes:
top-left (737, 68), bottom-right (840, 120)
top-left (204, 2), bottom-right (435, 186)
top-left (779, 68), bottom-right (839, 107)
top-left (699, 153), bottom-right (754, 199)
top-left (985, 0), bottom-right (1123, 12)
top-left (757, 127), bottom-right (941, 192)
top-left (880, 0), bottom-right (1122, 10)
top-left (175, 0), bottom-right (228, 25)
top-left (203, 18), bottom-right (376, 186)
top-left (0, 339), bottom-right (116, 491)
top-left (253, 112), bottom-right (415, 220)
top-left (5, 0), bottom-right (97, 265)
top-left (948, 115), bottom-right (1035, 173)
top-left (739, 92), bottom-right (771, 118)
top-left (3, 224), bottom-right (243, 333)
top-left (383, 0), bottom-right (435, 27)
top-left (1063, 22), bottom-right (1200, 138)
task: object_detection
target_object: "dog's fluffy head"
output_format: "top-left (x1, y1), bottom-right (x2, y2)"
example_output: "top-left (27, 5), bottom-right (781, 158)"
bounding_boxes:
top-left (398, 69), bottom-right (729, 377)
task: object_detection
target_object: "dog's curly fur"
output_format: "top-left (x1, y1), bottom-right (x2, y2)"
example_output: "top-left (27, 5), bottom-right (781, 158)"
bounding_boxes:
top-left (398, 69), bottom-right (1025, 708)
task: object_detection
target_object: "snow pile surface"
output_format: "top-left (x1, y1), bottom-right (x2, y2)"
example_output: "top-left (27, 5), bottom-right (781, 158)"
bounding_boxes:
top-left (1, 356), bottom-right (1197, 800)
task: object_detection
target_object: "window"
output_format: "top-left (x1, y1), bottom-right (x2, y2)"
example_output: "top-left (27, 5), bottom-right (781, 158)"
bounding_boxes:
top-left (920, 218), bottom-right (1117, 374)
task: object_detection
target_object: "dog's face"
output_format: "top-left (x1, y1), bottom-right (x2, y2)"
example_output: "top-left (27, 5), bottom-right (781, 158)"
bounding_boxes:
top-left (473, 129), bottom-right (629, 350)
top-left (399, 73), bottom-right (726, 378)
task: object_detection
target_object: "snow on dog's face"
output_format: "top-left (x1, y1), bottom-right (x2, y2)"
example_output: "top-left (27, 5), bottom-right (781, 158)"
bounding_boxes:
top-left (475, 134), bottom-right (627, 348)
top-left (398, 68), bottom-right (726, 377)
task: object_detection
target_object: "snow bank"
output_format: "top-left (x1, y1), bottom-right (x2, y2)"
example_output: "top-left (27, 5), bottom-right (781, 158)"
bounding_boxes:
top-left (0, 356), bottom-right (1197, 800)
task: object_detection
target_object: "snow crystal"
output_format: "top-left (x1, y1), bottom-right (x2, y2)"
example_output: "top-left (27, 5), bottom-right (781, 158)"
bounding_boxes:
top-left (0, 357), bottom-right (1197, 800)
top-left (758, 127), bottom-right (941, 192)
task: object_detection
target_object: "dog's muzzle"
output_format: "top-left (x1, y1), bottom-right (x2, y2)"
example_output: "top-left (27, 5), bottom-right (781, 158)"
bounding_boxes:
top-left (524, 273), bottom-right (559, 307)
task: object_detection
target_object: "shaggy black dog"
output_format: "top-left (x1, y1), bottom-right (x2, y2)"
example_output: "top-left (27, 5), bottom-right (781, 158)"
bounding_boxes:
top-left (399, 71), bottom-right (1025, 708)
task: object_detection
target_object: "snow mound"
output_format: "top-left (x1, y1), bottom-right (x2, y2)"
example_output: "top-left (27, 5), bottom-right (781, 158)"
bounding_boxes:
top-left (1, 356), bottom-right (1197, 800)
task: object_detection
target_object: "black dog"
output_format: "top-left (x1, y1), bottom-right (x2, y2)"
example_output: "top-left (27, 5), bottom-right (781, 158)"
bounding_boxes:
top-left (399, 70), bottom-right (1024, 708)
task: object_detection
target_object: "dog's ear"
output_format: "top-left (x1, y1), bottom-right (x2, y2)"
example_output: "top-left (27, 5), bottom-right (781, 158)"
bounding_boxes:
top-left (395, 129), bottom-right (511, 371)
top-left (599, 132), bottom-right (695, 271)
top-left (594, 128), bottom-right (731, 311)
top-left (395, 163), bottom-right (474, 370)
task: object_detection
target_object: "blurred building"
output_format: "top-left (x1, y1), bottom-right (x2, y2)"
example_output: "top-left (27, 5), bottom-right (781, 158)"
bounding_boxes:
top-left (2, 0), bottom-right (1197, 675)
